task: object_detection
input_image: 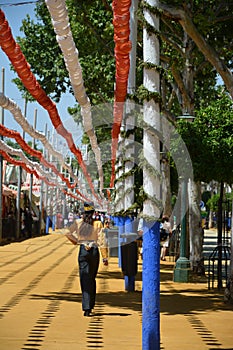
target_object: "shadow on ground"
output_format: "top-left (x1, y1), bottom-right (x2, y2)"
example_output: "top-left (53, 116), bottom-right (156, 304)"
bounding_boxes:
top-left (29, 258), bottom-right (232, 316)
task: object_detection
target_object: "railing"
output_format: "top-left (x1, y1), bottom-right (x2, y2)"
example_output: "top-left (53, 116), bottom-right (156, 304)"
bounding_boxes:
top-left (207, 245), bottom-right (231, 289)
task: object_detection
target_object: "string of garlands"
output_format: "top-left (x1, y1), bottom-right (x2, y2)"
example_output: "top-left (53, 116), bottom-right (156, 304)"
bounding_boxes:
top-left (126, 85), bottom-right (162, 105)
top-left (140, 61), bottom-right (175, 93)
top-left (0, 92), bottom-right (91, 202)
top-left (139, 0), bottom-right (163, 17)
top-left (0, 150), bottom-right (57, 188)
top-left (140, 62), bottom-right (164, 75)
top-left (145, 192), bottom-right (163, 211)
top-left (114, 182), bottom-right (142, 216)
top-left (139, 158), bottom-right (161, 180)
top-left (63, 189), bottom-right (84, 203)
top-left (110, 0), bottom-right (132, 187)
top-left (45, 0), bottom-right (104, 194)
top-left (0, 140), bottom-right (56, 184)
top-left (0, 9), bottom-right (100, 204)
top-left (139, 15), bottom-right (160, 37)
top-left (0, 124), bottom-right (91, 202)
top-left (114, 168), bottom-right (137, 211)
top-left (114, 158), bottom-right (136, 190)
top-left (123, 155), bottom-right (135, 164)
top-left (139, 152), bottom-right (162, 181)
top-left (114, 201), bottom-right (140, 217)
top-left (136, 85), bottom-right (162, 103)
top-left (115, 164), bottom-right (136, 183)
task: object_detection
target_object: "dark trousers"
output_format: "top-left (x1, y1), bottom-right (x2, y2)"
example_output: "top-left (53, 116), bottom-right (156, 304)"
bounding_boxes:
top-left (78, 245), bottom-right (100, 311)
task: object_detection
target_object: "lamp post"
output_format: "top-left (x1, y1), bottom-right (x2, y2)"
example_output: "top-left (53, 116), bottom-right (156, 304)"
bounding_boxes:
top-left (173, 112), bottom-right (194, 282)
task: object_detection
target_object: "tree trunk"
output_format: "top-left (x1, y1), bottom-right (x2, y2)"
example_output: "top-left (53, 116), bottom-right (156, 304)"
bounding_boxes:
top-left (208, 209), bottom-right (214, 229)
top-left (188, 180), bottom-right (205, 275)
top-left (142, 1), bottom-right (161, 349)
top-left (158, 2), bottom-right (233, 99)
top-left (162, 157), bottom-right (172, 217)
top-left (217, 181), bottom-right (224, 289)
top-left (224, 194), bottom-right (233, 304)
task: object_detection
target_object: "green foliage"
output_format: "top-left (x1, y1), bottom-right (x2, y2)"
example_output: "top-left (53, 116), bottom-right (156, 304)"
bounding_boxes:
top-left (13, 0), bottom-right (115, 104)
top-left (152, 0), bottom-right (233, 116)
top-left (11, 0), bottom-right (233, 210)
top-left (176, 87), bottom-right (233, 184)
top-left (5, 139), bottom-right (42, 162)
top-left (207, 192), bottom-right (233, 212)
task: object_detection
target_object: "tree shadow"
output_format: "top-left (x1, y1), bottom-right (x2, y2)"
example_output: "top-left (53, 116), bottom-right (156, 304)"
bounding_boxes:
top-left (30, 290), bottom-right (142, 312)
top-left (30, 260), bottom-right (232, 316)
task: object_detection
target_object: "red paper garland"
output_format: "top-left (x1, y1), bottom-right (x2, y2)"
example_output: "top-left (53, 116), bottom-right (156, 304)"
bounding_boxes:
top-left (0, 9), bottom-right (99, 203)
top-left (110, 0), bottom-right (131, 187)
top-left (0, 124), bottom-right (90, 202)
top-left (0, 149), bottom-right (57, 187)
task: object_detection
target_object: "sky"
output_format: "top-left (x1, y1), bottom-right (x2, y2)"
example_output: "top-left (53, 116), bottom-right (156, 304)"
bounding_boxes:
top-left (0, 0), bottom-right (80, 151)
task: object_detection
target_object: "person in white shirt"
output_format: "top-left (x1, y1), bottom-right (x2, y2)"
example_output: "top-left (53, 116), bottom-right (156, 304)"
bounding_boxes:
top-left (65, 202), bottom-right (108, 317)
top-left (160, 215), bottom-right (172, 261)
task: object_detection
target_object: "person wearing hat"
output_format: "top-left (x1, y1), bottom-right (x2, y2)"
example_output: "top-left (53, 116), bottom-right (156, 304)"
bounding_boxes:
top-left (65, 202), bottom-right (108, 317)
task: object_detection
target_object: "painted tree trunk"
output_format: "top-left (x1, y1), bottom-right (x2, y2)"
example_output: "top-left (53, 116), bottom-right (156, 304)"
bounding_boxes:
top-left (124, 0), bottom-right (138, 212)
top-left (143, 1), bottom-right (161, 349)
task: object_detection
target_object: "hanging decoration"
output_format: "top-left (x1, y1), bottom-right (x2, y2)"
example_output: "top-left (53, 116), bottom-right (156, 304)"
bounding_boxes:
top-left (110, 0), bottom-right (132, 187)
top-left (0, 123), bottom-right (91, 202)
top-left (62, 189), bottom-right (84, 203)
top-left (45, 0), bottom-right (104, 194)
top-left (0, 9), bottom-right (100, 203)
top-left (0, 139), bottom-right (56, 184)
top-left (0, 92), bottom-right (90, 201)
top-left (0, 149), bottom-right (57, 188)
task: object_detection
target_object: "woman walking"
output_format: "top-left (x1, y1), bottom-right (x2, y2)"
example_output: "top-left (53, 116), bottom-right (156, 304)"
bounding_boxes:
top-left (160, 215), bottom-right (172, 261)
top-left (65, 202), bottom-right (108, 316)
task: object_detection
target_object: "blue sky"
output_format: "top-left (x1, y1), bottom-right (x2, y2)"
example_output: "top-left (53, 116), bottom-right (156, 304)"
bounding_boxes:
top-left (0, 0), bottom-right (78, 145)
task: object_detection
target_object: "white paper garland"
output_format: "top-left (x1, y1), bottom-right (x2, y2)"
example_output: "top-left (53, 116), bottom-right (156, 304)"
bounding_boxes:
top-left (0, 139), bottom-right (57, 185)
top-left (0, 92), bottom-right (93, 201)
top-left (45, 0), bottom-right (104, 193)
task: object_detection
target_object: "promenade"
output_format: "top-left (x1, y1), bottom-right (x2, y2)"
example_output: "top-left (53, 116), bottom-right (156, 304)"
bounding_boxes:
top-left (0, 230), bottom-right (232, 350)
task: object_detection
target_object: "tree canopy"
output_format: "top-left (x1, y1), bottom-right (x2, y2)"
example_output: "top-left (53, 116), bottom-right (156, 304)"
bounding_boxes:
top-left (13, 0), bottom-right (115, 104)
top-left (8, 0), bottom-right (233, 197)
top-left (176, 87), bottom-right (233, 184)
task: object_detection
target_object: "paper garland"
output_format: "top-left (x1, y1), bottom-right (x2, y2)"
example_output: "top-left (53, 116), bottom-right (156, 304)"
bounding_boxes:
top-left (110, 0), bottom-right (132, 187)
top-left (45, 0), bottom-right (104, 193)
top-left (0, 92), bottom-right (91, 202)
top-left (0, 3), bottom-right (133, 205)
top-left (0, 9), bottom-right (100, 203)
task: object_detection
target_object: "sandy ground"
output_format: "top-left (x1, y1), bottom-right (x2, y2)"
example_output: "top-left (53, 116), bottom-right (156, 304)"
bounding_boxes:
top-left (0, 231), bottom-right (232, 349)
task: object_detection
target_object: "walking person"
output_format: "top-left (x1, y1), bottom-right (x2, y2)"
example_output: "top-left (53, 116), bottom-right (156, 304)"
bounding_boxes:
top-left (160, 215), bottom-right (172, 261)
top-left (65, 202), bottom-right (108, 317)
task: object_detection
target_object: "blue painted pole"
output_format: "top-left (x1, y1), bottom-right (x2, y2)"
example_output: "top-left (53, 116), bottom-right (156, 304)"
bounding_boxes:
top-left (46, 216), bottom-right (50, 234)
top-left (142, 220), bottom-right (160, 349)
top-left (52, 215), bottom-right (56, 231)
top-left (124, 216), bottom-right (136, 291)
top-left (117, 216), bottom-right (125, 268)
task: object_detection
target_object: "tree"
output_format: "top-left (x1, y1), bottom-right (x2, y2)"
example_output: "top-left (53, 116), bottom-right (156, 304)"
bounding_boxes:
top-left (157, 0), bottom-right (233, 99)
top-left (13, 0), bottom-right (115, 104)
top-left (142, 1), bottom-right (161, 348)
top-left (146, 0), bottom-right (233, 275)
top-left (11, 0), bottom-right (233, 278)
top-left (177, 87), bottom-right (233, 293)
